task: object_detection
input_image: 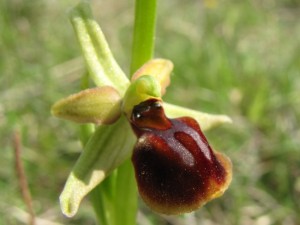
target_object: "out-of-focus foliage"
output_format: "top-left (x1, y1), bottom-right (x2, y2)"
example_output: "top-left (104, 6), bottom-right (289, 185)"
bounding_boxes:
top-left (0, 0), bottom-right (299, 224)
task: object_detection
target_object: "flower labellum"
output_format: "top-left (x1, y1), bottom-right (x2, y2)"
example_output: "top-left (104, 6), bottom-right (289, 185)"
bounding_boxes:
top-left (130, 99), bottom-right (232, 215)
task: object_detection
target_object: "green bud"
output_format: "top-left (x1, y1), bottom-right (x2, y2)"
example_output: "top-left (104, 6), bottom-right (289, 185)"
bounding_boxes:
top-left (131, 58), bottom-right (173, 95)
top-left (122, 75), bottom-right (161, 118)
top-left (51, 86), bottom-right (121, 125)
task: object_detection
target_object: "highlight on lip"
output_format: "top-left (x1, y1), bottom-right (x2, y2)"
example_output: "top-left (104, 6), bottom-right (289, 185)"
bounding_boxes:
top-left (130, 99), bottom-right (232, 214)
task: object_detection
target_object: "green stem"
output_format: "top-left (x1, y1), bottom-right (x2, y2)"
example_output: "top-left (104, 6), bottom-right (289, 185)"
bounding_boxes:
top-left (90, 185), bottom-right (109, 225)
top-left (114, 161), bottom-right (137, 225)
top-left (130, 0), bottom-right (157, 75)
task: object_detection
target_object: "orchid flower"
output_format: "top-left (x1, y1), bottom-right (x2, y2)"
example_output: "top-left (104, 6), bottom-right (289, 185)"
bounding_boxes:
top-left (51, 2), bottom-right (232, 218)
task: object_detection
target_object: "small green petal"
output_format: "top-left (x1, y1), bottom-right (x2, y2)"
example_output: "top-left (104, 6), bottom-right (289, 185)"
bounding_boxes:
top-left (122, 75), bottom-right (161, 118)
top-left (51, 86), bottom-right (121, 125)
top-left (59, 116), bottom-right (135, 217)
top-left (70, 2), bottom-right (130, 94)
top-left (164, 102), bottom-right (232, 131)
top-left (131, 58), bottom-right (173, 95)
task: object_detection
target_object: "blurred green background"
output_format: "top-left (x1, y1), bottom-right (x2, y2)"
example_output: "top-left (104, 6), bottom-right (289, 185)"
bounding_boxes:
top-left (1, 0), bottom-right (299, 224)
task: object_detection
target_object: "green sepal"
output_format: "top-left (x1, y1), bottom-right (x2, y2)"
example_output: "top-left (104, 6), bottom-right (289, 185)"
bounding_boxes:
top-left (164, 102), bottom-right (232, 131)
top-left (51, 86), bottom-right (121, 125)
top-left (59, 116), bottom-right (135, 217)
top-left (122, 75), bottom-right (161, 118)
top-left (70, 2), bottom-right (130, 94)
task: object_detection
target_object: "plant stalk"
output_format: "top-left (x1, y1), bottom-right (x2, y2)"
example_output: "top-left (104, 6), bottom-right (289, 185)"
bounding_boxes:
top-left (130, 0), bottom-right (157, 75)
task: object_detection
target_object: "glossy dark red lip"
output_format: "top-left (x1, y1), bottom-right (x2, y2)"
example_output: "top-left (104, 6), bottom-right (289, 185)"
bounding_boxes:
top-left (130, 99), bottom-right (232, 214)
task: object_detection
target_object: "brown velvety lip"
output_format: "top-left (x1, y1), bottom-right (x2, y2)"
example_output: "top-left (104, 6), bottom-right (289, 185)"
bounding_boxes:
top-left (130, 99), bottom-right (232, 215)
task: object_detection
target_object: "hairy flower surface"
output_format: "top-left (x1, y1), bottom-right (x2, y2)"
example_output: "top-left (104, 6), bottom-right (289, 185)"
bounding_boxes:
top-left (51, 2), bottom-right (232, 217)
top-left (130, 99), bottom-right (232, 214)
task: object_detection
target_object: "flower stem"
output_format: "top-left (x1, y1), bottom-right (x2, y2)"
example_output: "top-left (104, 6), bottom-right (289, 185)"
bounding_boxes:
top-left (130, 0), bottom-right (157, 75)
